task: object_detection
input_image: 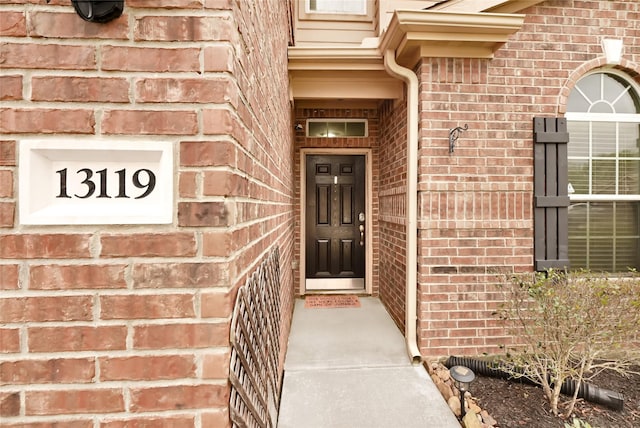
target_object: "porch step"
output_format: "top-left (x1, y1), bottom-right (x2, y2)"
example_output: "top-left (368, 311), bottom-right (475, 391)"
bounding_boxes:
top-left (277, 297), bottom-right (461, 428)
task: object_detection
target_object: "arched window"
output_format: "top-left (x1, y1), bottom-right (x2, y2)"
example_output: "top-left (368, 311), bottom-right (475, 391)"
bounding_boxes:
top-left (566, 71), bottom-right (640, 271)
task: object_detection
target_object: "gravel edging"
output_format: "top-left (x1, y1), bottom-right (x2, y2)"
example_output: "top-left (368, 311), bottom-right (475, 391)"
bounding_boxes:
top-left (425, 361), bottom-right (499, 428)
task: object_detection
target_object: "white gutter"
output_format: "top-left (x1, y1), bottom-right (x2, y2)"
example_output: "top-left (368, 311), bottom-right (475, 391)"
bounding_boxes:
top-left (383, 48), bottom-right (421, 364)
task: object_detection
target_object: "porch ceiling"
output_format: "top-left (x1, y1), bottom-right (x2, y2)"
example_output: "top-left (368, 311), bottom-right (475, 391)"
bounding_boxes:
top-left (289, 70), bottom-right (404, 100)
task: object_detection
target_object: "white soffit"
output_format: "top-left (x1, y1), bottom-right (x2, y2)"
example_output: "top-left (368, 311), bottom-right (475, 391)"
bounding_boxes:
top-left (290, 70), bottom-right (404, 100)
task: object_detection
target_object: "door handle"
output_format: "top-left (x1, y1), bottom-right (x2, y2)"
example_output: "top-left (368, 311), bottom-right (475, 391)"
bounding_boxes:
top-left (359, 224), bottom-right (364, 246)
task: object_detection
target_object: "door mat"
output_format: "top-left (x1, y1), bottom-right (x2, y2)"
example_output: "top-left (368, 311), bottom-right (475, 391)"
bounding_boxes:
top-left (304, 295), bottom-right (361, 309)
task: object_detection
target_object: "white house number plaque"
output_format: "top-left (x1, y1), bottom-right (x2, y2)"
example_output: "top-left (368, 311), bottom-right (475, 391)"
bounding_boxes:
top-left (19, 139), bottom-right (173, 225)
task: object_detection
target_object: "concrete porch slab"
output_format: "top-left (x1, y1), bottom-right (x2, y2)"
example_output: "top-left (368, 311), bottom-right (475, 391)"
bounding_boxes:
top-left (284, 297), bottom-right (409, 370)
top-left (277, 297), bottom-right (460, 428)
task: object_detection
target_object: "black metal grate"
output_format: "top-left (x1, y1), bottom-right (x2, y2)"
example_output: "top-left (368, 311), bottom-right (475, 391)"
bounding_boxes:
top-left (229, 247), bottom-right (282, 428)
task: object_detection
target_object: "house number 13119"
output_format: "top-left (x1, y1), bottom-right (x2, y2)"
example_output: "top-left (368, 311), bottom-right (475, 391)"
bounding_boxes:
top-left (55, 168), bottom-right (156, 199)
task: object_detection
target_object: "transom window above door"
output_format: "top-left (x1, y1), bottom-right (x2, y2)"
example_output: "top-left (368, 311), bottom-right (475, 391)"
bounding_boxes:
top-left (307, 119), bottom-right (368, 137)
top-left (566, 71), bottom-right (640, 271)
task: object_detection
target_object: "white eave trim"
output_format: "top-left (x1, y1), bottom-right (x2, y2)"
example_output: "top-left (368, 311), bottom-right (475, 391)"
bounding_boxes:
top-left (288, 47), bottom-right (384, 71)
top-left (380, 10), bottom-right (526, 65)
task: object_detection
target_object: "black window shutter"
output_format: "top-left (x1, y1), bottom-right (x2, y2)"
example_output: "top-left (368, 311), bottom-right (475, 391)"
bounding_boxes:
top-left (533, 117), bottom-right (570, 271)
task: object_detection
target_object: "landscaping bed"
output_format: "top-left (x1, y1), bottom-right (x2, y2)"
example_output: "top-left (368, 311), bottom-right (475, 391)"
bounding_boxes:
top-left (457, 364), bottom-right (639, 427)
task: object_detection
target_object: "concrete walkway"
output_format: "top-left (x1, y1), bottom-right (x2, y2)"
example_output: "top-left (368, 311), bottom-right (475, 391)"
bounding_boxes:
top-left (277, 297), bottom-right (461, 428)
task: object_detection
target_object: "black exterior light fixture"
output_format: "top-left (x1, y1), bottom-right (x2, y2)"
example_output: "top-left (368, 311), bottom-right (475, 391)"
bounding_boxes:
top-left (46, 0), bottom-right (124, 23)
top-left (72, 0), bottom-right (123, 23)
top-left (449, 123), bottom-right (469, 153)
top-left (449, 365), bottom-right (475, 418)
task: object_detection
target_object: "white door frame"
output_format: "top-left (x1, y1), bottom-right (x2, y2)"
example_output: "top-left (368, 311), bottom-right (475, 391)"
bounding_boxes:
top-left (300, 148), bottom-right (373, 295)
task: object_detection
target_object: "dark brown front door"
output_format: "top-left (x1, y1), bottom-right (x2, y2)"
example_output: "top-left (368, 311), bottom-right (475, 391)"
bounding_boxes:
top-left (305, 154), bottom-right (365, 290)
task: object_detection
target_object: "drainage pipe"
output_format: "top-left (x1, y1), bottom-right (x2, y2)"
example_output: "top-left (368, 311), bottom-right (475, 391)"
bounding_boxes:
top-left (446, 356), bottom-right (624, 411)
top-left (383, 48), bottom-right (421, 364)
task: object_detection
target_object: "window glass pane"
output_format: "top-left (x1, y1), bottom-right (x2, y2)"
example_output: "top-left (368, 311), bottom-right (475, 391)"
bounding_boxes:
top-left (619, 158), bottom-right (640, 195)
top-left (592, 160), bottom-right (616, 194)
top-left (590, 101), bottom-right (614, 113)
top-left (308, 121), bottom-right (327, 137)
top-left (327, 122), bottom-right (346, 137)
top-left (567, 90), bottom-right (590, 113)
top-left (588, 202), bottom-right (615, 271)
top-left (615, 238), bottom-right (639, 271)
top-left (606, 74), bottom-right (639, 114)
top-left (346, 121), bottom-right (366, 136)
top-left (308, 0), bottom-right (366, 14)
top-left (591, 121), bottom-right (616, 156)
top-left (614, 93), bottom-right (638, 114)
top-left (616, 202), bottom-right (639, 236)
top-left (603, 74), bottom-right (629, 107)
top-left (615, 202), bottom-right (640, 271)
top-left (568, 158), bottom-right (589, 194)
top-left (568, 202), bottom-right (588, 235)
top-left (307, 120), bottom-right (367, 138)
top-left (575, 74), bottom-right (601, 106)
top-left (568, 237), bottom-right (587, 267)
top-left (588, 202), bottom-right (614, 235)
top-left (588, 238), bottom-right (614, 270)
top-left (568, 202), bottom-right (640, 271)
top-left (568, 121), bottom-right (589, 157)
top-left (619, 122), bottom-right (640, 157)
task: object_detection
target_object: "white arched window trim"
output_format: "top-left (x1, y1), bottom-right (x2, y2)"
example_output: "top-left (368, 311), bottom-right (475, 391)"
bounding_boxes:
top-left (566, 105), bottom-right (640, 202)
top-left (565, 69), bottom-right (640, 271)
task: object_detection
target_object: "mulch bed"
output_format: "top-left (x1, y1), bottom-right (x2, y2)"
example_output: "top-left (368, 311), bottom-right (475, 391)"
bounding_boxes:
top-left (470, 365), bottom-right (640, 427)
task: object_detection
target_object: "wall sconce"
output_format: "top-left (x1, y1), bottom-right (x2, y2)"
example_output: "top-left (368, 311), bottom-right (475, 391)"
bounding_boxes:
top-left (73, 0), bottom-right (123, 23)
top-left (47, 0), bottom-right (124, 23)
top-left (449, 124), bottom-right (468, 153)
top-left (73, 0), bottom-right (124, 23)
top-left (601, 38), bottom-right (623, 65)
top-left (449, 365), bottom-right (475, 418)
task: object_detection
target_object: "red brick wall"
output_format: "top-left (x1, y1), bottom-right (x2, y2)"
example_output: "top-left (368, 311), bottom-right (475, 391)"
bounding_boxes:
top-left (378, 98), bottom-right (409, 330)
top-left (0, 1), bottom-right (294, 426)
top-left (416, 0), bottom-right (640, 357)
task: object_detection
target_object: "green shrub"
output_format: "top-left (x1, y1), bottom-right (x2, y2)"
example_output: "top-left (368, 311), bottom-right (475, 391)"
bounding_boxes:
top-left (495, 269), bottom-right (640, 417)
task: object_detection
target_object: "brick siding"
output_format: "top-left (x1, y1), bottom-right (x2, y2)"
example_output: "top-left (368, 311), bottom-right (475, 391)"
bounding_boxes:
top-left (416, 0), bottom-right (640, 357)
top-left (3, 0), bottom-right (640, 417)
top-left (0, 1), bottom-right (294, 427)
top-left (378, 98), bottom-right (409, 331)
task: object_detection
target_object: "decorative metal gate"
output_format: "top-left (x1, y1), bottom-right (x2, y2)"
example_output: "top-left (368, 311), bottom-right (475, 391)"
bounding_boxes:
top-left (229, 247), bottom-right (282, 428)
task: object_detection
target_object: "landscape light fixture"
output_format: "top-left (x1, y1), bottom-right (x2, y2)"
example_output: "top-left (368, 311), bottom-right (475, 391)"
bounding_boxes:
top-left (449, 124), bottom-right (468, 153)
top-left (449, 365), bottom-right (475, 418)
